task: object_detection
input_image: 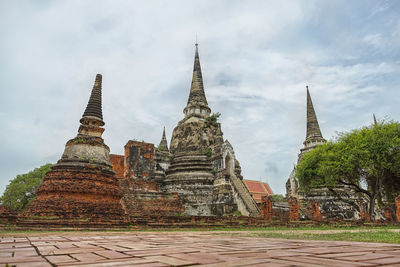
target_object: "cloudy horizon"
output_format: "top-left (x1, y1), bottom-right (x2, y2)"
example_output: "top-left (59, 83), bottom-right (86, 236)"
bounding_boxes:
top-left (1, 0), bottom-right (400, 196)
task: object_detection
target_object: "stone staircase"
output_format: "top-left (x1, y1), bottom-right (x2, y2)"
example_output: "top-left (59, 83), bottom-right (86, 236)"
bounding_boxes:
top-left (229, 173), bottom-right (260, 217)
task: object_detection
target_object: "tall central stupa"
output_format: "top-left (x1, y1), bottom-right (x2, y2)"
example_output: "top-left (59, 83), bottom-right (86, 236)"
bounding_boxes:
top-left (164, 44), bottom-right (260, 216)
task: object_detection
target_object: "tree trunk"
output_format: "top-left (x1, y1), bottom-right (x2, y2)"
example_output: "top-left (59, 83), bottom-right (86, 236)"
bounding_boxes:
top-left (369, 194), bottom-right (377, 221)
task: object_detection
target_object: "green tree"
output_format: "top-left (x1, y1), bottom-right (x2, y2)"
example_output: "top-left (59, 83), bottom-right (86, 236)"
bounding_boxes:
top-left (205, 112), bottom-right (221, 127)
top-left (1, 163), bottom-right (52, 211)
top-left (296, 121), bottom-right (400, 220)
top-left (271, 194), bottom-right (285, 202)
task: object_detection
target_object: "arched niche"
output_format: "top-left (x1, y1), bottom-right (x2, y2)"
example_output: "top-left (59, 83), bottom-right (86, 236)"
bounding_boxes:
top-left (225, 152), bottom-right (234, 175)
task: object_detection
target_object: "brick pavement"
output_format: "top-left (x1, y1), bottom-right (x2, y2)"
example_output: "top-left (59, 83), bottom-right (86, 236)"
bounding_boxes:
top-left (1, 232), bottom-right (400, 266)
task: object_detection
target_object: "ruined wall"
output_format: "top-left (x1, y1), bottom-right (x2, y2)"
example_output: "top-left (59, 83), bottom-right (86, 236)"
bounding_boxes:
top-left (124, 141), bottom-right (155, 179)
top-left (310, 202), bottom-right (322, 221)
top-left (299, 187), bottom-right (359, 220)
top-left (0, 205), bottom-right (18, 224)
top-left (212, 173), bottom-right (237, 216)
top-left (384, 206), bottom-right (396, 222)
top-left (118, 177), bottom-right (184, 218)
top-left (396, 195), bottom-right (400, 222)
top-left (288, 197), bottom-right (300, 221)
top-left (110, 154), bottom-right (124, 178)
top-left (23, 165), bottom-right (125, 221)
top-left (260, 196), bottom-right (273, 221)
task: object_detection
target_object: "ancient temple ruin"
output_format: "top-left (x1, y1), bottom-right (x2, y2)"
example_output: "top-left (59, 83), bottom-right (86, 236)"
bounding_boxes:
top-left (21, 74), bottom-right (126, 226)
top-left (164, 44), bottom-right (259, 216)
top-left (111, 44), bottom-right (260, 218)
top-left (286, 86), bottom-right (359, 220)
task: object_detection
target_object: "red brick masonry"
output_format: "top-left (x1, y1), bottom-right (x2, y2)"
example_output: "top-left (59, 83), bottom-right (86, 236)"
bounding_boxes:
top-left (288, 197), bottom-right (300, 221)
top-left (310, 202), bottom-right (322, 222)
top-left (260, 196), bottom-right (273, 221)
top-left (22, 165), bottom-right (125, 223)
top-left (110, 154), bottom-right (124, 178)
top-left (396, 195), bottom-right (400, 223)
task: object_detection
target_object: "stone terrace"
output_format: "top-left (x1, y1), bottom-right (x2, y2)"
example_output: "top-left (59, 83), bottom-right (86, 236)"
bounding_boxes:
top-left (1, 232), bottom-right (400, 266)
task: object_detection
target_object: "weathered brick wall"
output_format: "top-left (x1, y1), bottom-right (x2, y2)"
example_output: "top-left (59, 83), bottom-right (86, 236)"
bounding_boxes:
top-left (310, 202), bottom-right (322, 221)
top-left (119, 177), bottom-right (184, 218)
top-left (395, 195), bottom-right (400, 223)
top-left (22, 166), bottom-right (125, 222)
top-left (0, 205), bottom-right (18, 224)
top-left (110, 154), bottom-right (125, 178)
top-left (384, 206), bottom-right (395, 222)
top-left (124, 141), bottom-right (155, 179)
top-left (138, 194), bottom-right (184, 216)
top-left (260, 196), bottom-right (273, 221)
top-left (288, 197), bottom-right (299, 221)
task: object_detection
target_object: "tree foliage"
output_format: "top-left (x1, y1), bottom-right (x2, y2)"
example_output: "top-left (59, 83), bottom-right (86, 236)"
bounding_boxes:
top-left (205, 112), bottom-right (221, 127)
top-left (271, 194), bottom-right (285, 202)
top-left (1, 164), bottom-right (52, 211)
top-left (296, 121), bottom-right (400, 219)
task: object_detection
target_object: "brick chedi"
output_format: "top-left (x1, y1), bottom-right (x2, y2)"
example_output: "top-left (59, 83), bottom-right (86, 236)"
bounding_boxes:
top-left (163, 44), bottom-right (260, 216)
top-left (286, 86), bottom-right (359, 220)
top-left (21, 74), bottom-right (126, 226)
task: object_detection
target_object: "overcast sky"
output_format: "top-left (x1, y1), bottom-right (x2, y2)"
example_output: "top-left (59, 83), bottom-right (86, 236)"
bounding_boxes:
top-left (1, 0), bottom-right (400, 195)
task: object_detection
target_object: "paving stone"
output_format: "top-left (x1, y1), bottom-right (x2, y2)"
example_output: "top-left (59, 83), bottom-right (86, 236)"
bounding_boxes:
top-left (144, 255), bottom-right (197, 266)
top-left (7, 262), bottom-right (53, 267)
top-left (46, 255), bottom-right (78, 264)
top-left (202, 258), bottom-right (271, 266)
top-left (58, 258), bottom-right (159, 266)
top-left (278, 255), bottom-right (376, 266)
top-left (1, 232), bottom-right (400, 266)
top-left (169, 252), bottom-right (223, 264)
top-left (125, 247), bottom-right (200, 257)
top-left (366, 257), bottom-right (400, 265)
top-left (93, 250), bottom-right (131, 259)
top-left (71, 252), bottom-right (107, 263)
top-left (264, 258), bottom-right (322, 267)
top-left (341, 253), bottom-right (393, 261)
top-left (314, 252), bottom-right (368, 259)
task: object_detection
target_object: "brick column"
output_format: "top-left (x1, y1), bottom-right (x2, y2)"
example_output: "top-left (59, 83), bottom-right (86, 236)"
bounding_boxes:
top-left (310, 202), bottom-right (322, 221)
top-left (384, 206), bottom-right (395, 222)
top-left (288, 197), bottom-right (299, 221)
top-left (395, 195), bottom-right (400, 223)
top-left (261, 196), bottom-right (273, 221)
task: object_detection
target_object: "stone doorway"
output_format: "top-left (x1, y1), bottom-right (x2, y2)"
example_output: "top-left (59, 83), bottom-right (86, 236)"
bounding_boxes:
top-left (225, 153), bottom-right (234, 175)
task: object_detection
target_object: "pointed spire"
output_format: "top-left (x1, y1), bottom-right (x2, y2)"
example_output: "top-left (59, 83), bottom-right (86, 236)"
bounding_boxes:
top-left (185, 43), bottom-right (210, 112)
top-left (373, 114), bottom-right (378, 125)
top-left (305, 86), bottom-right (324, 144)
top-left (158, 126), bottom-right (169, 151)
top-left (81, 74), bottom-right (104, 125)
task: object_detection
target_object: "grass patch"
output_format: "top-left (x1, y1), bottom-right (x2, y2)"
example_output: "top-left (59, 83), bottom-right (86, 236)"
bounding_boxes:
top-left (250, 230), bottom-right (400, 244)
top-left (1, 224), bottom-right (399, 235)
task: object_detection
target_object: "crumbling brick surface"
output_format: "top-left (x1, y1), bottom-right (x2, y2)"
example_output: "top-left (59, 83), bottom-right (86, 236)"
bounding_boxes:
top-left (110, 154), bottom-right (124, 178)
top-left (22, 165), bottom-right (126, 223)
top-left (0, 205), bottom-right (18, 224)
top-left (310, 202), bottom-right (322, 221)
top-left (138, 195), bottom-right (184, 216)
top-left (384, 206), bottom-right (396, 222)
top-left (124, 141), bottom-right (155, 179)
top-left (395, 195), bottom-right (400, 223)
top-left (119, 178), bottom-right (184, 218)
top-left (359, 201), bottom-right (371, 222)
top-left (260, 196), bottom-right (273, 221)
top-left (288, 197), bottom-right (300, 221)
